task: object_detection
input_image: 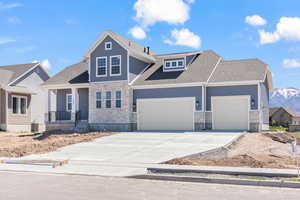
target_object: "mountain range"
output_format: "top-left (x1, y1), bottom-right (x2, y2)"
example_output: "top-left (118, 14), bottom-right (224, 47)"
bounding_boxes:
top-left (270, 88), bottom-right (300, 114)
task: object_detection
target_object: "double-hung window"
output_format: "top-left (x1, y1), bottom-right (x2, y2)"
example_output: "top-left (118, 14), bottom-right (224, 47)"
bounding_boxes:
top-left (115, 91), bottom-right (121, 108)
top-left (105, 91), bottom-right (112, 108)
top-left (12, 96), bottom-right (27, 115)
top-left (110, 55), bottom-right (121, 76)
top-left (66, 94), bottom-right (72, 111)
top-left (96, 57), bottom-right (107, 77)
top-left (96, 92), bottom-right (102, 109)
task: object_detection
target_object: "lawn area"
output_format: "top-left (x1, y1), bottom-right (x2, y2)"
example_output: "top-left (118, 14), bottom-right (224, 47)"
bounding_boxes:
top-left (269, 126), bottom-right (288, 131)
top-left (287, 132), bottom-right (300, 144)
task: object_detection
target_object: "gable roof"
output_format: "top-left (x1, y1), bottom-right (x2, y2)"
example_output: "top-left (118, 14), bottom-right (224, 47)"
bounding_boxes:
top-left (85, 30), bottom-right (156, 63)
top-left (270, 107), bottom-right (300, 118)
top-left (133, 50), bottom-right (221, 86)
top-left (269, 107), bottom-right (280, 117)
top-left (0, 63), bottom-right (39, 86)
top-left (42, 60), bottom-right (89, 86)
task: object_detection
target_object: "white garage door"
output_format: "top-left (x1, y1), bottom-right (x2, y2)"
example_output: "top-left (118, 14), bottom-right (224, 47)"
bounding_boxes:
top-left (137, 97), bottom-right (195, 131)
top-left (212, 96), bottom-right (250, 131)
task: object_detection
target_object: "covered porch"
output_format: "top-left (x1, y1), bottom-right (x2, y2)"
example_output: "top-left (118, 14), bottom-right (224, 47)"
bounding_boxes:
top-left (46, 85), bottom-right (89, 124)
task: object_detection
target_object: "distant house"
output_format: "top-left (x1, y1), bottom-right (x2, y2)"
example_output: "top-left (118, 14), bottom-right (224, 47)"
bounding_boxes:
top-left (0, 63), bottom-right (50, 132)
top-left (269, 107), bottom-right (300, 127)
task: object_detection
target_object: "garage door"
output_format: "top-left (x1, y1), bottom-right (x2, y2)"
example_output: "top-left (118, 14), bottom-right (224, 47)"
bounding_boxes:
top-left (137, 97), bottom-right (195, 131)
top-left (212, 96), bottom-right (250, 131)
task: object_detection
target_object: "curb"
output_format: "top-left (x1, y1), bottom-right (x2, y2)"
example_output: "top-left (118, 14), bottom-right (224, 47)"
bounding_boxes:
top-left (148, 167), bottom-right (298, 178)
top-left (130, 174), bottom-right (300, 189)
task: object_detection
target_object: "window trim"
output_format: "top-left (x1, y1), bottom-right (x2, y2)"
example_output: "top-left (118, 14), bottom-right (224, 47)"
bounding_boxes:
top-left (163, 58), bottom-right (186, 72)
top-left (96, 91), bottom-right (102, 109)
top-left (115, 90), bottom-right (122, 108)
top-left (105, 42), bottom-right (112, 50)
top-left (12, 95), bottom-right (28, 115)
top-left (96, 56), bottom-right (108, 77)
top-left (66, 94), bottom-right (73, 112)
top-left (105, 91), bottom-right (112, 108)
top-left (110, 55), bottom-right (122, 76)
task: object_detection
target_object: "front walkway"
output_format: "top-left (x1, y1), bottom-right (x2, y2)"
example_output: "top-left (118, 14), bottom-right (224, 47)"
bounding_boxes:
top-left (0, 132), bottom-right (243, 176)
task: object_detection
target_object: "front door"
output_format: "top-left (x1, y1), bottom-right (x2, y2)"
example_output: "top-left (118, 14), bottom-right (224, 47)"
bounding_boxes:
top-left (78, 88), bottom-right (89, 120)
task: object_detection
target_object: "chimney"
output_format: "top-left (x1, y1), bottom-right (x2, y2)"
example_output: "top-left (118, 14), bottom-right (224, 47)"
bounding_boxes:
top-left (147, 46), bottom-right (150, 55)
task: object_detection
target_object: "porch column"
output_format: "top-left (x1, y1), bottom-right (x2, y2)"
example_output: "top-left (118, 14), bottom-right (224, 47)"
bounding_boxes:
top-left (47, 89), bottom-right (57, 122)
top-left (71, 88), bottom-right (78, 121)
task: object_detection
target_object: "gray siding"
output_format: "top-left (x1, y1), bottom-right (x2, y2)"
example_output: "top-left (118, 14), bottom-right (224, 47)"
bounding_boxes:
top-left (186, 54), bottom-right (196, 65)
top-left (206, 85), bottom-right (258, 110)
top-left (78, 88), bottom-right (89, 120)
top-left (57, 89), bottom-right (71, 112)
top-left (0, 89), bottom-right (6, 124)
top-left (129, 56), bottom-right (149, 83)
top-left (10, 66), bottom-right (49, 86)
top-left (90, 36), bottom-right (128, 82)
top-left (133, 87), bottom-right (203, 111)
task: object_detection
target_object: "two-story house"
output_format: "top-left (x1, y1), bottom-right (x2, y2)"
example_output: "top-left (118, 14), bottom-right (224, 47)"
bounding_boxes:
top-left (42, 30), bottom-right (273, 132)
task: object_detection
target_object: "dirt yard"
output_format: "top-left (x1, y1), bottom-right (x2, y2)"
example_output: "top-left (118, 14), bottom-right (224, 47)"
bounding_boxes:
top-left (0, 131), bottom-right (117, 158)
top-left (166, 133), bottom-right (300, 169)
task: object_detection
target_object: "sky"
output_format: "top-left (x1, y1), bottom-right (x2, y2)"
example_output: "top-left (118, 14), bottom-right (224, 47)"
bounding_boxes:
top-left (1, 0), bottom-right (300, 89)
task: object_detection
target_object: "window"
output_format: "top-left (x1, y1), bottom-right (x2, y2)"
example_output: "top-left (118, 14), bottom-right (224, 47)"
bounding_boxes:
top-left (164, 59), bottom-right (185, 72)
top-left (105, 91), bottom-right (112, 108)
top-left (12, 96), bottom-right (27, 115)
top-left (110, 55), bottom-right (121, 76)
top-left (96, 92), bottom-right (102, 109)
top-left (105, 42), bottom-right (112, 50)
top-left (96, 57), bottom-right (107, 77)
top-left (115, 91), bottom-right (121, 108)
top-left (66, 94), bottom-right (72, 111)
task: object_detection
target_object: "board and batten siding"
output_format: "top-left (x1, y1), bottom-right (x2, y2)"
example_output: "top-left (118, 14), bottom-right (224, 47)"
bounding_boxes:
top-left (206, 85), bottom-right (258, 111)
top-left (133, 86), bottom-right (203, 111)
top-left (56, 89), bottom-right (72, 112)
top-left (7, 93), bottom-right (31, 125)
top-left (90, 36), bottom-right (128, 82)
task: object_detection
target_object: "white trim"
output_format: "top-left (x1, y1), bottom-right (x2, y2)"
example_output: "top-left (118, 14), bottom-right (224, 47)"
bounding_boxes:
top-left (11, 95), bottom-right (28, 116)
top-left (207, 57), bottom-right (222, 83)
top-left (132, 82), bottom-right (206, 89)
top-left (105, 42), bottom-right (112, 50)
top-left (207, 81), bottom-right (260, 86)
top-left (96, 56), bottom-right (108, 77)
top-left (211, 95), bottom-right (250, 131)
top-left (129, 63), bottom-right (152, 86)
top-left (154, 51), bottom-right (202, 58)
top-left (110, 55), bottom-right (122, 76)
top-left (66, 94), bottom-right (73, 112)
top-left (42, 83), bottom-right (91, 89)
top-left (202, 85), bottom-right (205, 112)
top-left (127, 51), bottom-right (130, 84)
top-left (88, 57), bottom-right (91, 82)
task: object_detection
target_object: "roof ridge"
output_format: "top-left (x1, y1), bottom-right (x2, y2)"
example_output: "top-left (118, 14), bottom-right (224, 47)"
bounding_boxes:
top-left (0, 63), bottom-right (37, 68)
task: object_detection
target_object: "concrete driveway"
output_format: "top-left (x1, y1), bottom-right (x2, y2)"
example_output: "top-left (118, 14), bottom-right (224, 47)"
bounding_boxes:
top-left (1, 132), bottom-right (243, 176)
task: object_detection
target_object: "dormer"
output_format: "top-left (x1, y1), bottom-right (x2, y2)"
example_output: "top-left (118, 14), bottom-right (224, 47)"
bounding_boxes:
top-left (163, 58), bottom-right (186, 72)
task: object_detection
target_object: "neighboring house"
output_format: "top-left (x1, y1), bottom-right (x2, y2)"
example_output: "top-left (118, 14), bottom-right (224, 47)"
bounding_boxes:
top-left (269, 107), bottom-right (300, 127)
top-left (0, 63), bottom-right (50, 132)
top-left (42, 30), bottom-right (273, 132)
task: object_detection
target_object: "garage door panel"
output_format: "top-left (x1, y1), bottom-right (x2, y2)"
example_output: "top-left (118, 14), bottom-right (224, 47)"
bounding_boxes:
top-left (137, 98), bottom-right (194, 131)
top-left (212, 96), bottom-right (249, 130)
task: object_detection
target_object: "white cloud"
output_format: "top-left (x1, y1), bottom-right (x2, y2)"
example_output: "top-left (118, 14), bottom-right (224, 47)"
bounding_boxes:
top-left (0, 38), bottom-right (16, 44)
top-left (164, 28), bottom-right (201, 49)
top-left (133, 0), bottom-right (192, 27)
top-left (7, 16), bottom-right (21, 24)
top-left (259, 17), bottom-right (300, 44)
top-left (129, 26), bottom-right (146, 39)
top-left (0, 2), bottom-right (23, 10)
top-left (283, 59), bottom-right (300, 68)
top-left (65, 19), bottom-right (78, 25)
top-left (40, 59), bottom-right (52, 70)
top-left (245, 15), bottom-right (267, 26)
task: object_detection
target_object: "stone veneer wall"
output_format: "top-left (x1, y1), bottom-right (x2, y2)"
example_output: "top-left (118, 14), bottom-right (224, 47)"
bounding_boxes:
top-left (89, 81), bottom-right (133, 131)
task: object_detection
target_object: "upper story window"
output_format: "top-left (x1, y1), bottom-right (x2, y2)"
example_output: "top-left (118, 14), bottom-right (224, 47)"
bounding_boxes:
top-left (12, 95), bottom-right (27, 115)
top-left (66, 94), bottom-right (72, 111)
top-left (96, 57), bottom-right (107, 77)
top-left (164, 58), bottom-right (185, 72)
top-left (96, 92), bottom-right (102, 109)
top-left (105, 42), bottom-right (112, 50)
top-left (110, 55), bottom-right (121, 76)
